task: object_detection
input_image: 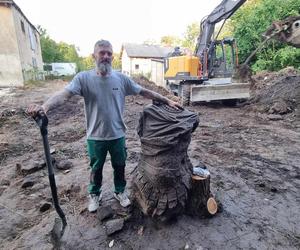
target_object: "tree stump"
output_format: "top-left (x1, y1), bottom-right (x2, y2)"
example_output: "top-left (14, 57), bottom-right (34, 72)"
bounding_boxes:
top-left (186, 175), bottom-right (217, 217)
top-left (133, 136), bottom-right (193, 222)
top-left (133, 104), bottom-right (199, 222)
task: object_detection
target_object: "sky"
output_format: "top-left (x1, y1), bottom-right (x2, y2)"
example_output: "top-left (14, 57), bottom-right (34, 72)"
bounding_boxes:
top-left (14, 0), bottom-right (222, 56)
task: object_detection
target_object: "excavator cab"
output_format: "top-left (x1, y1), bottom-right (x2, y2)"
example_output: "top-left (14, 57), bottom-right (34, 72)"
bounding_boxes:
top-left (208, 38), bottom-right (238, 78)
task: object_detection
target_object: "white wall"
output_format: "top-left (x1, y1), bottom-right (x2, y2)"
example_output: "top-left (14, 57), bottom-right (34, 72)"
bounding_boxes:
top-left (0, 5), bottom-right (44, 87)
top-left (12, 7), bottom-right (43, 75)
top-left (0, 5), bottom-right (23, 87)
top-left (150, 60), bottom-right (166, 88)
top-left (121, 49), bottom-right (152, 77)
top-left (121, 48), bottom-right (166, 88)
top-left (130, 58), bottom-right (152, 77)
top-left (121, 50), bottom-right (131, 76)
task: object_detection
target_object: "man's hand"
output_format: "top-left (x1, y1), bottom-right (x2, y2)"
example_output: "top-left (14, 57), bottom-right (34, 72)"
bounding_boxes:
top-left (140, 88), bottom-right (183, 110)
top-left (26, 104), bottom-right (45, 117)
top-left (167, 99), bottom-right (183, 110)
top-left (26, 89), bottom-right (73, 118)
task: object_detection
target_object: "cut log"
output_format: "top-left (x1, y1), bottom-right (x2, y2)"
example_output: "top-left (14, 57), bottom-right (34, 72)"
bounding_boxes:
top-left (207, 197), bottom-right (218, 215)
top-left (186, 175), bottom-right (217, 217)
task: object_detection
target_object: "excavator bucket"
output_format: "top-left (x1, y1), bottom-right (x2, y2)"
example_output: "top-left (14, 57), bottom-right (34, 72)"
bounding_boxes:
top-left (264, 16), bottom-right (300, 48)
top-left (283, 18), bottom-right (300, 47)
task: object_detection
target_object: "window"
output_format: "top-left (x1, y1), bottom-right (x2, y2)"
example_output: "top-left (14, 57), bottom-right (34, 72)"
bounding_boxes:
top-left (32, 58), bottom-right (37, 68)
top-left (28, 27), bottom-right (36, 51)
top-left (34, 33), bottom-right (38, 49)
top-left (135, 64), bottom-right (139, 70)
top-left (20, 20), bottom-right (25, 33)
top-left (43, 64), bottom-right (52, 71)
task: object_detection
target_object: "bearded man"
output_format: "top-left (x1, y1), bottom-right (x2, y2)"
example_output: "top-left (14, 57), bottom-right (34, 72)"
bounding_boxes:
top-left (27, 39), bottom-right (181, 212)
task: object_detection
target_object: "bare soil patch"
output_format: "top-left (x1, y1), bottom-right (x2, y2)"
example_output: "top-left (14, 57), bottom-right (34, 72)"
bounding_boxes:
top-left (0, 72), bottom-right (299, 249)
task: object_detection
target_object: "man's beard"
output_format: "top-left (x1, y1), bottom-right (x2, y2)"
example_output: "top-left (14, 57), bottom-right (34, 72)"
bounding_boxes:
top-left (96, 61), bottom-right (112, 75)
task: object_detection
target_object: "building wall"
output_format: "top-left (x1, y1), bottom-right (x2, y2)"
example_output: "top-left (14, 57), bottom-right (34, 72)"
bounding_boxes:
top-left (150, 60), bottom-right (166, 88)
top-left (11, 6), bottom-right (43, 81)
top-left (121, 48), bottom-right (166, 88)
top-left (121, 50), bottom-right (153, 77)
top-left (121, 50), bottom-right (131, 76)
top-left (130, 58), bottom-right (152, 77)
top-left (0, 5), bottom-right (23, 87)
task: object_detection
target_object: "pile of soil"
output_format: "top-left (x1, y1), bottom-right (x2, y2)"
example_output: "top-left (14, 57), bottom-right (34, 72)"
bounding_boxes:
top-left (250, 67), bottom-right (300, 118)
top-left (132, 76), bottom-right (180, 102)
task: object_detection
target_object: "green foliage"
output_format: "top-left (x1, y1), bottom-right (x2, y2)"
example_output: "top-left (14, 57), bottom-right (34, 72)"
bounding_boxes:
top-left (181, 22), bottom-right (200, 50)
top-left (38, 26), bottom-right (61, 62)
top-left (160, 36), bottom-right (181, 47)
top-left (57, 42), bottom-right (79, 62)
top-left (252, 46), bottom-right (300, 72)
top-left (112, 53), bottom-right (122, 70)
top-left (161, 22), bottom-right (200, 51)
top-left (216, 21), bottom-right (234, 39)
top-left (82, 55), bottom-right (94, 70)
top-left (230, 0), bottom-right (300, 71)
top-left (38, 26), bottom-right (86, 71)
top-left (38, 26), bottom-right (122, 72)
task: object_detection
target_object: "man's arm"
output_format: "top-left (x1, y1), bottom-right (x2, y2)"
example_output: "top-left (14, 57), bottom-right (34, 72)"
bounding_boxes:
top-left (27, 89), bottom-right (73, 117)
top-left (139, 88), bottom-right (182, 109)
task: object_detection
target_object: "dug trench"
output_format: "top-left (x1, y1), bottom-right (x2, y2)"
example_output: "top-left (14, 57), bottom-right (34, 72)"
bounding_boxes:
top-left (0, 70), bottom-right (299, 249)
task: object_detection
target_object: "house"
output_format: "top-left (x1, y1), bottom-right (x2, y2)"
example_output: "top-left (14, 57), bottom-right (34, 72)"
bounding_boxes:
top-left (0, 0), bottom-right (44, 87)
top-left (120, 43), bottom-right (173, 88)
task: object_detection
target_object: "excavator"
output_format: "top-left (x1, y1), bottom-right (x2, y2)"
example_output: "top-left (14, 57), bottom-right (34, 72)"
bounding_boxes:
top-left (164, 0), bottom-right (300, 105)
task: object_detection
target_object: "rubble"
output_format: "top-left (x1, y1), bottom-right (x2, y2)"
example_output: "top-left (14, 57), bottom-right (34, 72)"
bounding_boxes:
top-left (105, 218), bottom-right (125, 235)
top-left (56, 160), bottom-right (73, 170)
top-left (97, 205), bottom-right (114, 222)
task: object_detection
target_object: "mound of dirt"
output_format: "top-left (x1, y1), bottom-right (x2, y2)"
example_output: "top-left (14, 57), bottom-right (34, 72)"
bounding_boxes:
top-left (132, 76), bottom-right (180, 102)
top-left (250, 67), bottom-right (300, 117)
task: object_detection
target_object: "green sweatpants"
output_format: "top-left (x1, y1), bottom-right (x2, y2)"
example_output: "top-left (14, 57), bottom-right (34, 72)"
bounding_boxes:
top-left (87, 137), bottom-right (127, 195)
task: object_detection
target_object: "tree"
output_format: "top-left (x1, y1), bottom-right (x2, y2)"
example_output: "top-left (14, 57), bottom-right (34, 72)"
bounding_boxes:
top-left (37, 26), bottom-right (62, 63)
top-left (57, 42), bottom-right (79, 62)
top-left (112, 53), bottom-right (121, 70)
top-left (230, 0), bottom-right (300, 71)
top-left (181, 22), bottom-right (200, 50)
top-left (160, 35), bottom-right (181, 47)
top-left (38, 26), bottom-right (84, 71)
top-left (82, 55), bottom-right (94, 70)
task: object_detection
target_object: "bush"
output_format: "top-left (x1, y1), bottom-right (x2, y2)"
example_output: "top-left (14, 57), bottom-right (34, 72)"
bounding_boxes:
top-left (230, 0), bottom-right (300, 72)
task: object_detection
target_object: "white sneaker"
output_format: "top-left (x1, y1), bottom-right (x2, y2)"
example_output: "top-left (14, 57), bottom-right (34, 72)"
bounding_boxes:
top-left (88, 193), bottom-right (102, 212)
top-left (114, 192), bottom-right (131, 207)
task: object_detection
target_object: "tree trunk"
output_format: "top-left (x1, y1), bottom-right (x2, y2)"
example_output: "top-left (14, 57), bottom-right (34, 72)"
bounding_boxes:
top-left (133, 103), bottom-right (200, 222)
top-left (186, 175), bottom-right (217, 217)
top-left (133, 135), bottom-right (193, 222)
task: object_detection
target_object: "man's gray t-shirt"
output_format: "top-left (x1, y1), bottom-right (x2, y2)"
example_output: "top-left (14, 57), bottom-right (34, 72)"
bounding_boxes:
top-left (65, 69), bottom-right (142, 140)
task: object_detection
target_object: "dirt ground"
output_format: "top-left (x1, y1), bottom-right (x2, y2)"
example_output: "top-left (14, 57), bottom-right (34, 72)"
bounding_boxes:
top-left (0, 69), bottom-right (299, 250)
